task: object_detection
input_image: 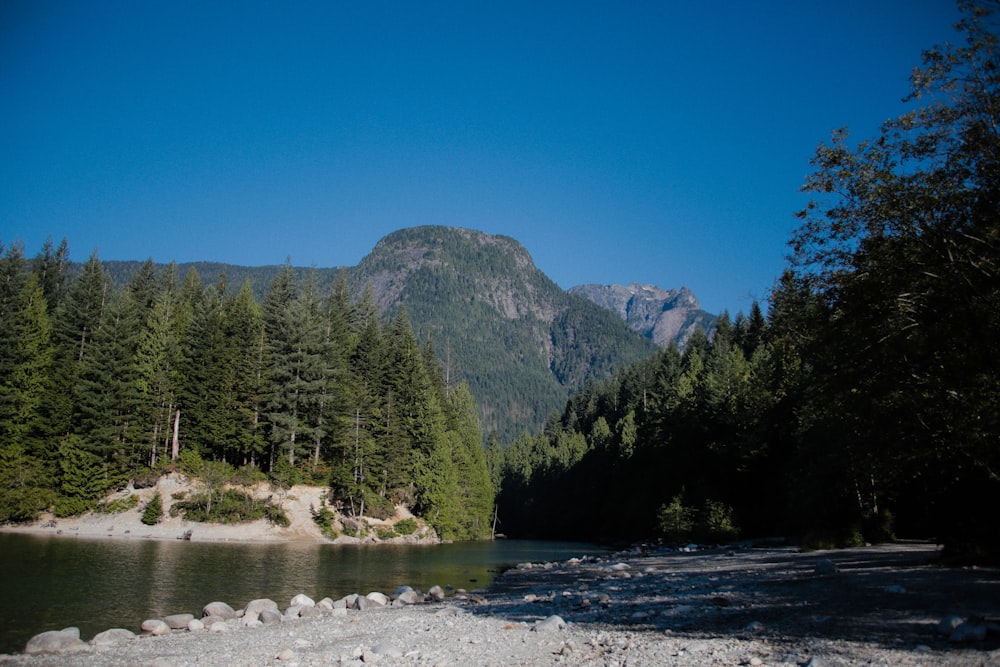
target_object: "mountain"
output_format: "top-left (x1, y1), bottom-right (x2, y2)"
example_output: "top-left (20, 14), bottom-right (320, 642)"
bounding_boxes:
top-left (101, 227), bottom-right (659, 443)
top-left (348, 227), bottom-right (659, 442)
top-left (568, 283), bottom-right (717, 348)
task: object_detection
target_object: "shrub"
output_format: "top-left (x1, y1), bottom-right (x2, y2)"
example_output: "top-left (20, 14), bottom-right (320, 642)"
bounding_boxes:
top-left (171, 489), bottom-right (280, 524)
top-left (141, 492), bottom-right (163, 525)
top-left (97, 494), bottom-right (140, 514)
top-left (395, 518), bottom-right (419, 535)
top-left (657, 494), bottom-right (695, 542)
top-left (376, 525), bottom-right (398, 540)
top-left (363, 490), bottom-right (395, 520)
top-left (695, 499), bottom-right (740, 544)
top-left (311, 500), bottom-right (339, 539)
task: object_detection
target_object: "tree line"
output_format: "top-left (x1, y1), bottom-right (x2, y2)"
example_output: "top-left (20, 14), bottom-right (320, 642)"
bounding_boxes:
top-left (492, 2), bottom-right (1000, 562)
top-left (0, 246), bottom-right (494, 540)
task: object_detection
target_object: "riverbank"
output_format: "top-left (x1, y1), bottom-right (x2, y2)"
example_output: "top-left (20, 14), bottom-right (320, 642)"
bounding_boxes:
top-left (2, 541), bottom-right (998, 665)
top-left (0, 473), bottom-right (436, 545)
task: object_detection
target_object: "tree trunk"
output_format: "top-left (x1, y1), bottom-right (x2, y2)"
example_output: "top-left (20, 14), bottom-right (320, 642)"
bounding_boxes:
top-left (171, 409), bottom-right (180, 461)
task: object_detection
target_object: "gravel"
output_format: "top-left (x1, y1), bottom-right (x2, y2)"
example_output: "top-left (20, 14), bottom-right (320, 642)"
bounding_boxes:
top-left (3, 542), bottom-right (999, 666)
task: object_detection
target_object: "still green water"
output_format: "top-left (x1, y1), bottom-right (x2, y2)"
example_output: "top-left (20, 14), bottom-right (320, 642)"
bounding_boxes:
top-left (0, 533), bottom-right (608, 654)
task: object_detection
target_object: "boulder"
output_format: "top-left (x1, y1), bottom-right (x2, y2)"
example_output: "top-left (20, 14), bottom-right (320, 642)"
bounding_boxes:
top-left (393, 589), bottom-right (422, 605)
top-left (300, 606), bottom-right (324, 619)
top-left (366, 591), bottom-right (389, 606)
top-left (90, 628), bottom-right (135, 647)
top-left (938, 614), bottom-right (964, 635)
top-left (317, 597), bottom-right (335, 611)
top-left (202, 616), bottom-right (229, 630)
top-left (532, 615), bottom-right (567, 632)
top-left (260, 608), bottom-right (283, 625)
top-left (163, 613), bottom-right (194, 629)
top-left (244, 598), bottom-right (279, 616)
top-left (353, 596), bottom-right (375, 611)
top-left (391, 585), bottom-right (416, 600)
top-left (25, 628), bottom-right (90, 655)
top-left (950, 621), bottom-right (988, 643)
top-left (290, 593), bottom-right (315, 608)
top-left (202, 601), bottom-right (237, 619)
top-left (187, 618), bottom-right (204, 632)
top-left (428, 585), bottom-right (446, 602)
top-left (140, 619), bottom-right (171, 636)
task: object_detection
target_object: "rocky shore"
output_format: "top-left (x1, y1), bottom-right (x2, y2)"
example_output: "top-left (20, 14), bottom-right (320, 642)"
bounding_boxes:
top-left (2, 541), bottom-right (999, 666)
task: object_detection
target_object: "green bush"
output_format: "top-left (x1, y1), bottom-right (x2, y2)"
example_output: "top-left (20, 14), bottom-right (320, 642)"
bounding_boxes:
top-left (97, 495), bottom-right (139, 514)
top-left (376, 525), bottom-right (398, 540)
top-left (311, 500), bottom-right (339, 538)
top-left (395, 518), bottom-right (419, 535)
top-left (695, 499), bottom-right (740, 544)
top-left (170, 489), bottom-right (284, 525)
top-left (657, 494), bottom-right (695, 542)
top-left (141, 492), bottom-right (163, 525)
top-left (363, 490), bottom-right (395, 520)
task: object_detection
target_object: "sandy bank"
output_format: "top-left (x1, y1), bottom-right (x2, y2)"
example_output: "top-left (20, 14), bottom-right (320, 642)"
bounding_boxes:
top-left (0, 473), bottom-right (434, 545)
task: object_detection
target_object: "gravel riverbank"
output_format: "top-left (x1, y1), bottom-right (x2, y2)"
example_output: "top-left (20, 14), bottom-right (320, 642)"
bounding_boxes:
top-left (3, 542), bottom-right (998, 666)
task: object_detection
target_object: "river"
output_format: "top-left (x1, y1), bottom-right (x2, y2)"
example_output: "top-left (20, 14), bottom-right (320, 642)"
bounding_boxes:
top-left (0, 533), bottom-right (609, 655)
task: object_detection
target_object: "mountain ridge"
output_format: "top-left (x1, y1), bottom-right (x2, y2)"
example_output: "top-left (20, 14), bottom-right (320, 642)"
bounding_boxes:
top-left (99, 226), bottom-right (713, 441)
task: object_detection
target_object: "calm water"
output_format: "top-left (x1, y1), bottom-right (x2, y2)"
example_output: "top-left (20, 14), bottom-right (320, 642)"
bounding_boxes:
top-left (0, 534), bottom-right (608, 654)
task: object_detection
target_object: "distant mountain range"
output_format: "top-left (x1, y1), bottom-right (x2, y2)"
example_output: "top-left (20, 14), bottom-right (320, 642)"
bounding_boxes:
top-left (568, 283), bottom-right (717, 348)
top-left (102, 226), bottom-right (716, 442)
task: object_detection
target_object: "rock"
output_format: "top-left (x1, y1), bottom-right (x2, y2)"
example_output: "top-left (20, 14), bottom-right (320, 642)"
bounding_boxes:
top-left (394, 589), bottom-right (422, 605)
top-left (209, 621), bottom-right (230, 633)
top-left (300, 606), bottom-right (324, 618)
top-left (814, 559), bottom-right (839, 575)
top-left (240, 612), bottom-right (261, 627)
top-left (277, 648), bottom-right (296, 661)
top-left (163, 613), bottom-right (194, 629)
top-left (187, 618), bottom-right (204, 632)
top-left (391, 585), bottom-right (415, 599)
top-left (532, 615), bottom-right (567, 632)
top-left (285, 605), bottom-right (304, 618)
top-left (354, 596), bottom-right (375, 611)
top-left (332, 597), bottom-right (349, 609)
top-left (90, 628), bottom-right (135, 647)
top-left (290, 593), bottom-right (315, 607)
top-left (609, 563), bottom-right (631, 571)
top-left (938, 614), bottom-right (964, 635)
top-left (244, 598), bottom-right (279, 615)
top-left (428, 585), bottom-right (446, 601)
top-left (318, 597), bottom-right (335, 611)
top-left (25, 628), bottom-right (90, 655)
top-left (202, 601), bottom-right (237, 619)
top-left (260, 608), bottom-right (283, 624)
top-left (140, 619), bottom-right (171, 636)
top-left (744, 620), bottom-right (765, 633)
top-left (366, 591), bottom-right (389, 606)
top-left (202, 616), bottom-right (228, 630)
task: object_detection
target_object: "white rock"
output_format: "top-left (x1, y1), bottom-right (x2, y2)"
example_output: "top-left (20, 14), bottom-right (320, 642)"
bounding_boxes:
top-left (25, 628), bottom-right (90, 655)
top-left (90, 628), bottom-right (135, 647)
top-left (366, 591), bottom-right (389, 606)
top-left (244, 598), bottom-right (279, 615)
top-left (532, 615), bottom-right (567, 632)
top-left (290, 593), bottom-right (315, 607)
top-left (140, 619), bottom-right (171, 636)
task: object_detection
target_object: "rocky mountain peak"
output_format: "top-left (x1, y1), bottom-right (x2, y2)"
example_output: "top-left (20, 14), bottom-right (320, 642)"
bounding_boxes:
top-left (568, 282), bottom-right (716, 348)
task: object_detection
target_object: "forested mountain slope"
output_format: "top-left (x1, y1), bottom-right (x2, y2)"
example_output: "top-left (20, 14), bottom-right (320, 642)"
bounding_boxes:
top-left (104, 227), bottom-right (663, 443)
top-left (347, 227), bottom-right (660, 442)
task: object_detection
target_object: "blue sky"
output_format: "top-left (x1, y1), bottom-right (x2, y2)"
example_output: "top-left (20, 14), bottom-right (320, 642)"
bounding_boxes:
top-left (2, 1), bottom-right (961, 315)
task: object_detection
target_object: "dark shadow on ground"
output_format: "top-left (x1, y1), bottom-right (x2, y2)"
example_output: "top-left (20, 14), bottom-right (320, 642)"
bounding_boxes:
top-left (471, 542), bottom-right (1000, 655)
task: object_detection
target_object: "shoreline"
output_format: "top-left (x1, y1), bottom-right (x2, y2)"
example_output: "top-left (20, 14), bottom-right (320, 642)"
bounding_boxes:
top-left (2, 542), bottom-right (998, 665)
top-left (0, 473), bottom-right (438, 546)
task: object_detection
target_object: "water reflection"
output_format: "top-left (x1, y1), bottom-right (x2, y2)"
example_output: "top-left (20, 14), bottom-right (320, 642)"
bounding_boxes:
top-left (0, 534), bottom-right (608, 654)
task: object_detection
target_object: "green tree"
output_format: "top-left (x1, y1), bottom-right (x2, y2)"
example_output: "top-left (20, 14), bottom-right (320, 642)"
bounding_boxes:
top-left (788, 1), bottom-right (1000, 559)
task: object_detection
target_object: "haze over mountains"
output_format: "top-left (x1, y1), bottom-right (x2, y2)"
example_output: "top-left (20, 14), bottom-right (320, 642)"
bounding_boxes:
top-left (103, 226), bottom-right (717, 441)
